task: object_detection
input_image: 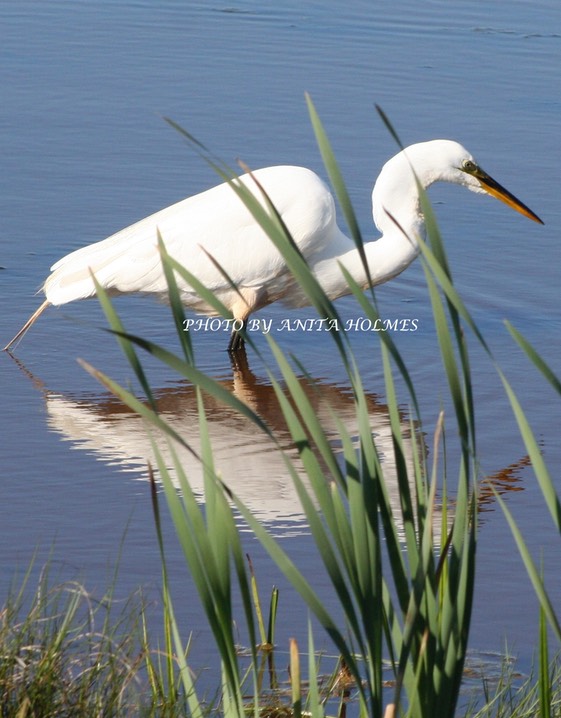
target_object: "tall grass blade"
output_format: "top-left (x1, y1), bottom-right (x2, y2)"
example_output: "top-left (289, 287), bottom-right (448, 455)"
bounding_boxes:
top-left (539, 575), bottom-right (552, 718)
top-left (156, 233), bottom-right (195, 364)
top-left (375, 105), bottom-right (405, 150)
top-left (497, 368), bottom-right (561, 530)
top-left (495, 491), bottom-right (561, 642)
top-left (305, 623), bottom-right (325, 718)
top-left (305, 93), bottom-right (363, 249)
top-left (91, 272), bottom-right (156, 408)
top-left (148, 463), bottom-right (202, 716)
top-left (77, 357), bottom-right (201, 462)
top-left (505, 321), bottom-right (561, 396)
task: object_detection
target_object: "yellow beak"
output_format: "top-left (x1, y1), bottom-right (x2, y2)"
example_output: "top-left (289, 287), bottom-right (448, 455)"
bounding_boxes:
top-left (474, 168), bottom-right (544, 224)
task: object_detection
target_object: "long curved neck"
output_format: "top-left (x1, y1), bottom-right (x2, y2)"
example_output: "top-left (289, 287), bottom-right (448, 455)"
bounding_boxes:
top-left (311, 143), bottom-right (451, 300)
top-left (310, 221), bottom-right (420, 302)
top-left (336, 147), bottom-right (431, 291)
top-left (337, 226), bottom-right (420, 293)
top-left (356, 143), bottom-right (446, 287)
top-left (372, 144), bottom-right (435, 239)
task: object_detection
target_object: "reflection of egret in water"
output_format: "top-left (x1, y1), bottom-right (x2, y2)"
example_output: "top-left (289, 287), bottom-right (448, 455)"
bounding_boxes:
top-left (12, 354), bottom-right (529, 538)
top-left (478, 455), bottom-right (530, 512)
top-left (43, 360), bottom-right (420, 536)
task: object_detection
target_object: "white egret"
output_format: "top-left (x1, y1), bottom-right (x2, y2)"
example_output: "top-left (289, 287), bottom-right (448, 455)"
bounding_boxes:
top-left (4, 139), bottom-right (543, 353)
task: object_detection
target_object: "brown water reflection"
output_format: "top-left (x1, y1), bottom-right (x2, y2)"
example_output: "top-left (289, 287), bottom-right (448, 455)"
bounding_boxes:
top-left (9, 351), bottom-right (528, 538)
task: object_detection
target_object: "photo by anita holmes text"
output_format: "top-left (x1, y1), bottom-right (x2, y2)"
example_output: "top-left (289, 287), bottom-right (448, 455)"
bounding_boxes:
top-left (182, 317), bottom-right (419, 334)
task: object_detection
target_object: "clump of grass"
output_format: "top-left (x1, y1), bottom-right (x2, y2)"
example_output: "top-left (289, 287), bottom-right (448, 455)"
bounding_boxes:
top-left (4, 559), bottom-right (561, 718)
top-left (0, 563), bottom-right (185, 717)
top-left (464, 650), bottom-right (561, 718)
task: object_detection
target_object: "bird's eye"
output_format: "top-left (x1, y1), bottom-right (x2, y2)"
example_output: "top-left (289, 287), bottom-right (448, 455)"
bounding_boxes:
top-left (462, 159), bottom-right (477, 173)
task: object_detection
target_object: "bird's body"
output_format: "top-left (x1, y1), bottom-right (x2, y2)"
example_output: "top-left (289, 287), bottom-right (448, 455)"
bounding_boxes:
top-left (46, 165), bottom-right (341, 317)
top-left (4, 139), bottom-right (543, 352)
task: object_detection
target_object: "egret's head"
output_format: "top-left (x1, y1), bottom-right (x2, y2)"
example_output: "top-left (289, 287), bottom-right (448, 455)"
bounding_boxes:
top-left (373, 139), bottom-right (544, 232)
top-left (407, 139), bottom-right (543, 224)
top-left (456, 150), bottom-right (544, 224)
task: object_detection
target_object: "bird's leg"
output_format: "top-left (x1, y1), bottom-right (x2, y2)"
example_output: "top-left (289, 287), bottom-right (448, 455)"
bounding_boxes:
top-left (228, 342), bottom-right (251, 375)
top-left (3, 299), bottom-right (51, 352)
top-left (227, 319), bottom-right (247, 354)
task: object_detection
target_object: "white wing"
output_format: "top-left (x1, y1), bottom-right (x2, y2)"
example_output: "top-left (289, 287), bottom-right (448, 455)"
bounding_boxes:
top-left (45, 166), bottom-right (337, 308)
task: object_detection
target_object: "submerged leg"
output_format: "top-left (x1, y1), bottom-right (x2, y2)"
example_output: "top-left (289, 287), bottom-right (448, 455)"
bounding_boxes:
top-left (227, 319), bottom-right (247, 354)
top-left (3, 299), bottom-right (50, 352)
top-left (228, 342), bottom-right (251, 376)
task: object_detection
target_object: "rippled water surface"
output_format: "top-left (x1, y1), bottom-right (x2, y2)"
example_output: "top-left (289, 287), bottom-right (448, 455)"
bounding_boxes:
top-left (1, 0), bottom-right (561, 696)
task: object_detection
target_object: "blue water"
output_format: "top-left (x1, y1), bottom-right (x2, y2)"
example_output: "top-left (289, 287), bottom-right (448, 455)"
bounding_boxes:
top-left (1, 0), bottom-right (561, 702)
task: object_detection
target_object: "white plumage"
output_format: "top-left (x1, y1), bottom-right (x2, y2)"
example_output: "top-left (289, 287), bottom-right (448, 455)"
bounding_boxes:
top-left (4, 140), bottom-right (542, 352)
